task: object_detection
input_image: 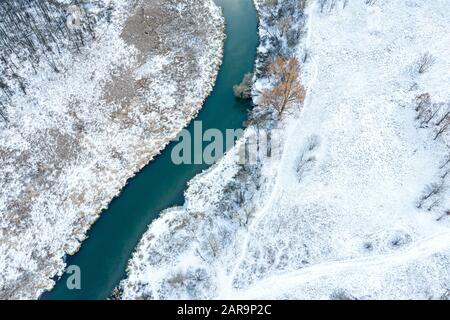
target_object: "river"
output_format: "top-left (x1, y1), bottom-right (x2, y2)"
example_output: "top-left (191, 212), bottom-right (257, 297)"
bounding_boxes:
top-left (43, 0), bottom-right (258, 300)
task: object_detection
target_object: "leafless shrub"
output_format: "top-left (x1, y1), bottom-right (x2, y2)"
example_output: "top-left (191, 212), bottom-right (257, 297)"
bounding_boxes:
top-left (415, 93), bottom-right (431, 116)
top-left (441, 155), bottom-right (450, 179)
top-left (318, 0), bottom-right (327, 13)
top-left (433, 103), bottom-right (450, 140)
top-left (414, 95), bottom-right (450, 138)
top-left (299, 0), bottom-right (307, 11)
top-left (435, 103), bottom-right (450, 127)
top-left (0, 101), bottom-right (7, 122)
top-left (434, 116), bottom-right (450, 140)
top-left (330, 289), bottom-right (357, 300)
top-left (260, 0), bottom-right (278, 8)
top-left (329, 0), bottom-right (338, 11)
top-left (389, 232), bottom-right (412, 248)
top-left (427, 197), bottom-right (441, 211)
top-left (0, 0), bottom-right (101, 104)
top-left (296, 153), bottom-right (316, 178)
top-left (278, 16), bottom-right (292, 36)
top-left (318, 0), bottom-right (340, 13)
top-left (295, 135), bottom-right (320, 180)
top-left (259, 56), bottom-right (306, 120)
top-left (440, 155), bottom-right (450, 170)
top-left (417, 182), bottom-right (445, 209)
top-left (439, 289), bottom-right (450, 300)
top-left (363, 242), bottom-right (374, 251)
top-left (436, 210), bottom-right (450, 222)
top-left (442, 169), bottom-right (449, 180)
top-left (416, 52), bottom-right (436, 74)
top-left (366, 0), bottom-right (378, 5)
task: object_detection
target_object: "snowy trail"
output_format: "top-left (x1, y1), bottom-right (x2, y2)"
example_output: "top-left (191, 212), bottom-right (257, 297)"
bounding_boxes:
top-left (229, 230), bottom-right (450, 299)
top-left (222, 1), bottom-right (319, 296)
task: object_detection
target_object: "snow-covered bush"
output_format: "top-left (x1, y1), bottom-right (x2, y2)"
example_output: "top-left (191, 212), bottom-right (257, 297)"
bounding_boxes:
top-left (258, 56), bottom-right (305, 119)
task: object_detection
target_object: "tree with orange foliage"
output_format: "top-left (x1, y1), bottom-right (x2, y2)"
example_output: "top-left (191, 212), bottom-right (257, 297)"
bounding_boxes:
top-left (259, 56), bottom-right (305, 119)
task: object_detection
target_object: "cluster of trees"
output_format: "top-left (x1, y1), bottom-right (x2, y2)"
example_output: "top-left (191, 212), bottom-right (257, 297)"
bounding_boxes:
top-left (258, 0), bottom-right (306, 66)
top-left (318, 0), bottom-right (349, 12)
top-left (0, 0), bottom-right (103, 121)
top-left (415, 94), bottom-right (449, 217)
top-left (415, 93), bottom-right (450, 140)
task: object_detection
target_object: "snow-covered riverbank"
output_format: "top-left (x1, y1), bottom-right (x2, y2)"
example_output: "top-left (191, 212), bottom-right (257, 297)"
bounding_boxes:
top-left (120, 0), bottom-right (450, 300)
top-left (0, 0), bottom-right (224, 299)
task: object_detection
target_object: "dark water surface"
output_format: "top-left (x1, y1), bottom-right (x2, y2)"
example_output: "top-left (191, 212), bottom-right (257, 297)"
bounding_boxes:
top-left (43, 0), bottom-right (258, 300)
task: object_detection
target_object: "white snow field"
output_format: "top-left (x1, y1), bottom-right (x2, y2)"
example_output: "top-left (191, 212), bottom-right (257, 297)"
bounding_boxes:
top-left (121, 0), bottom-right (450, 300)
top-left (0, 0), bottom-right (224, 299)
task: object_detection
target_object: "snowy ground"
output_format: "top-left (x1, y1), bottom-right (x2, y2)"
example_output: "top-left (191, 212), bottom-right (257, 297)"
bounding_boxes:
top-left (121, 0), bottom-right (450, 300)
top-left (0, 0), bottom-right (224, 299)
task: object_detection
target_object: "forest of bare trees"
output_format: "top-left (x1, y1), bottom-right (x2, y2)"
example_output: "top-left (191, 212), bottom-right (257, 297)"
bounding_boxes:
top-left (243, 0), bottom-right (307, 126)
top-left (0, 0), bottom-right (107, 121)
top-left (256, 0), bottom-right (306, 71)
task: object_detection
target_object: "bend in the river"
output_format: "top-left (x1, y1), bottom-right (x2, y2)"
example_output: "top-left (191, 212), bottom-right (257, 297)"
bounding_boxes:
top-left (43, 0), bottom-right (258, 300)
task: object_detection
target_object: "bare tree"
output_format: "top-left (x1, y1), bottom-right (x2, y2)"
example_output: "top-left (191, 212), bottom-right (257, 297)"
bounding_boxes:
top-left (440, 155), bottom-right (450, 170)
top-left (420, 103), bottom-right (441, 127)
top-left (318, 0), bottom-right (328, 13)
top-left (0, 0), bottom-right (100, 104)
top-left (435, 103), bottom-right (450, 127)
top-left (434, 116), bottom-right (449, 140)
top-left (415, 93), bottom-right (431, 113)
top-left (417, 182), bottom-right (445, 209)
top-left (259, 56), bottom-right (306, 119)
top-left (416, 52), bottom-right (436, 74)
top-left (437, 210), bottom-right (450, 222)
